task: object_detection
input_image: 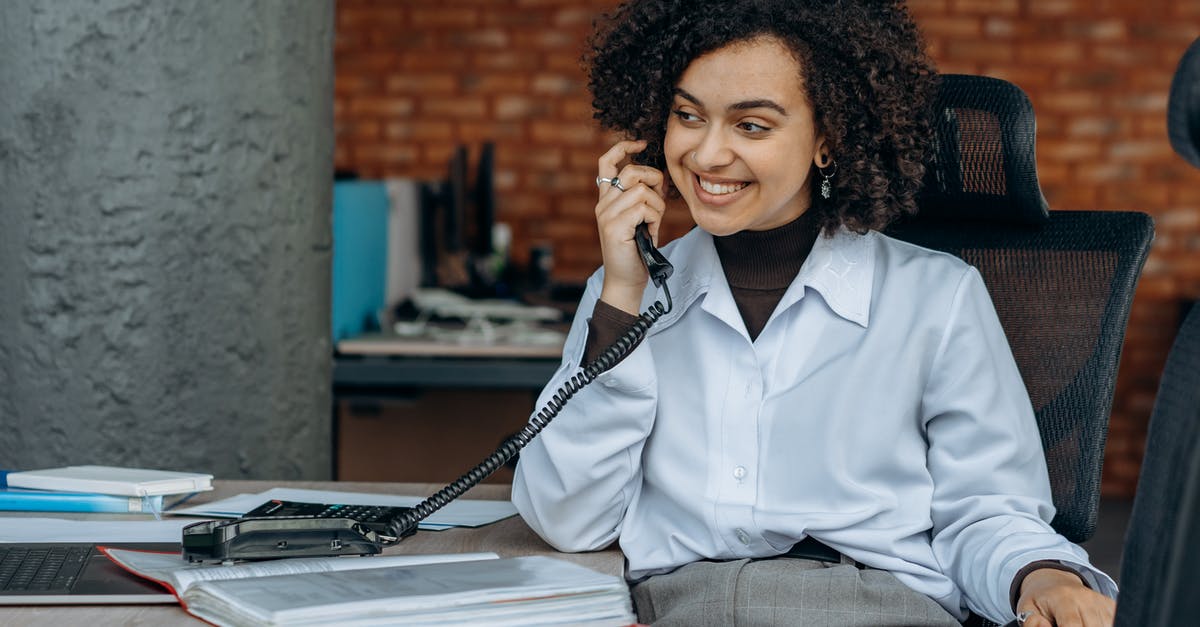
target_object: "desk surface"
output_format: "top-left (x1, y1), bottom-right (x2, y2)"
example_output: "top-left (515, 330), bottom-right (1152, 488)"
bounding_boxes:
top-left (0, 480), bottom-right (622, 626)
top-left (338, 333), bottom-right (564, 359)
top-left (333, 331), bottom-right (563, 390)
top-left (334, 354), bottom-right (561, 390)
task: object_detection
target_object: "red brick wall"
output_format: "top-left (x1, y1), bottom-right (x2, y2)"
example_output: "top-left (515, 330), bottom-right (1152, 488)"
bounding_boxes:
top-left (335, 0), bottom-right (643, 279)
top-left (334, 0), bottom-right (1200, 497)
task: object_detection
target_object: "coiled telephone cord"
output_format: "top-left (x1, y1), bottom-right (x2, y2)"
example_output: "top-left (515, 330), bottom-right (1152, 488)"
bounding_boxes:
top-left (385, 285), bottom-right (673, 541)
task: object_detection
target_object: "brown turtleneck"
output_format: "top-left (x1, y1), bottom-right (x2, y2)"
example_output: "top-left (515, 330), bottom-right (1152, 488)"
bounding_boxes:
top-left (583, 212), bottom-right (822, 366)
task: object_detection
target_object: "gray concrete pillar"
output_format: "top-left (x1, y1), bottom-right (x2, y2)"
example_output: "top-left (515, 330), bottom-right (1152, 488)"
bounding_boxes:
top-left (0, 1), bottom-right (334, 479)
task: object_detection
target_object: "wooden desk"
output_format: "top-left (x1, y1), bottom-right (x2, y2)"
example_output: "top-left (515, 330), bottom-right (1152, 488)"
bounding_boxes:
top-left (0, 480), bottom-right (623, 626)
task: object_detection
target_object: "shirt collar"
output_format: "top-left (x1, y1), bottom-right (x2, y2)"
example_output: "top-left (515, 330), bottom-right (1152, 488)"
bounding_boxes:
top-left (794, 227), bottom-right (875, 328)
top-left (656, 225), bottom-right (875, 332)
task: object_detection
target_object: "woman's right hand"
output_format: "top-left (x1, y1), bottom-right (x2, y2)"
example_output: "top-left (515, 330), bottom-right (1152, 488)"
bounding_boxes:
top-left (595, 139), bottom-right (667, 315)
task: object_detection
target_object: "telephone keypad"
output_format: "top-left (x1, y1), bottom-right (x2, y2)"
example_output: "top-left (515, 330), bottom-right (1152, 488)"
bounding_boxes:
top-left (243, 500), bottom-right (412, 533)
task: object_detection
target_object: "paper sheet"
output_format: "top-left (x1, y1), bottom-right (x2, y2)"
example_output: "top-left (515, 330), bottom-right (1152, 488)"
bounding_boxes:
top-left (0, 517), bottom-right (196, 542)
top-left (182, 555), bottom-right (633, 627)
top-left (105, 547), bottom-right (499, 595)
top-left (167, 487), bottom-right (517, 530)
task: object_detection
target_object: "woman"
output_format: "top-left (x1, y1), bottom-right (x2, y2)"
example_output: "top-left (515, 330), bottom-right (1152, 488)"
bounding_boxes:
top-left (512, 1), bottom-right (1117, 625)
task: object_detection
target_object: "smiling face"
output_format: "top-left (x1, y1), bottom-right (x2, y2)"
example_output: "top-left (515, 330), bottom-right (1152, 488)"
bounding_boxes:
top-left (664, 36), bottom-right (827, 235)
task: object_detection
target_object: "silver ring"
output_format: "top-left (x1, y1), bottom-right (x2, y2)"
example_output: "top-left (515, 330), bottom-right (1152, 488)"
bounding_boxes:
top-left (1016, 610), bottom-right (1033, 625)
top-left (595, 176), bottom-right (626, 192)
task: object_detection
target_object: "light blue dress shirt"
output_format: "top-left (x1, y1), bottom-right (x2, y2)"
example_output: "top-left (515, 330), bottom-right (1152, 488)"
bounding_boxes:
top-left (511, 226), bottom-right (1117, 623)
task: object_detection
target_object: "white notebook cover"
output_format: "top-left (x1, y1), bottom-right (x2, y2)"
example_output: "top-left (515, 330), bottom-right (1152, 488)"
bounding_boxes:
top-left (5, 465), bottom-right (213, 497)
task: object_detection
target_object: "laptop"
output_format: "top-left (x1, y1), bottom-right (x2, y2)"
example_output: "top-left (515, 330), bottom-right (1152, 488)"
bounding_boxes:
top-left (0, 542), bottom-right (178, 605)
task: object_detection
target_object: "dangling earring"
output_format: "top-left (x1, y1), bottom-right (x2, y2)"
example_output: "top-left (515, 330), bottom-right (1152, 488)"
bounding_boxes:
top-left (818, 159), bottom-right (837, 199)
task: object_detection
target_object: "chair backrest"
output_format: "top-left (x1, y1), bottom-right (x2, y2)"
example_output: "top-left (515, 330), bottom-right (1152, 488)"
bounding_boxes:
top-left (887, 74), bottom-right (1155, 543)
top-left (1115, 305), bottom-right (1200, 626)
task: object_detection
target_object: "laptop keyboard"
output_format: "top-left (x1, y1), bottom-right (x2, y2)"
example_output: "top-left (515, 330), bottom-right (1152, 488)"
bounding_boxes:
top-left (0, 546), bottom-right (89, 593)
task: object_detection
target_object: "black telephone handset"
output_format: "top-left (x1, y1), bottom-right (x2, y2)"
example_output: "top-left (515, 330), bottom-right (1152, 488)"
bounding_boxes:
top-left (635, 223), bottom-right (673, 288)
top-left (182, 225), bottom-right (675, 563)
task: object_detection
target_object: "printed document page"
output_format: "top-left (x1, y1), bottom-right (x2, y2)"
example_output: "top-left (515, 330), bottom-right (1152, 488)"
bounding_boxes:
top-left (0, 517), bottom-right (194, 542)
top-left (182, 555), bottom-right (634, 627)
top-left (104, 547), bottom-right (499, 595)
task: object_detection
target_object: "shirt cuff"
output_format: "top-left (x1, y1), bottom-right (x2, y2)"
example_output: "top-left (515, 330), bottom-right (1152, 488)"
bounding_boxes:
top-left (582, 299), bottom-right (643, 370)
top-left (1008, 559), bottom-right (1091, 611)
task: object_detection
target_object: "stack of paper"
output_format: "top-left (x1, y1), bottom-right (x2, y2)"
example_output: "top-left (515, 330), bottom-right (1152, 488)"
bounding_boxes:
top-left (0, 466), bottom-right (212, 515)
top-left (105, 548), bottom-right (635, 627)
top-left (0, 517), bottom-right (197, 542)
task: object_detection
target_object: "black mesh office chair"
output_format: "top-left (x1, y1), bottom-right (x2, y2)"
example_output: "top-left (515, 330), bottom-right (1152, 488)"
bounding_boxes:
top-left (1114, 36), bottom-right (1200, 627)
top-left (886, 74), bottom-right (1154, 625)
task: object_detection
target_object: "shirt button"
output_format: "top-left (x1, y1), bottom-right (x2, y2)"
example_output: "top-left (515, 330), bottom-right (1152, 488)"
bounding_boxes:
top-left (736, 529), bottom-right (751, 545)
top-left (733, 466), bottom-right (747, 480)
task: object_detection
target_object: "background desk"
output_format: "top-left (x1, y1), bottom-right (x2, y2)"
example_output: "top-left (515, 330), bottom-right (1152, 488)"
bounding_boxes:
top-left (333, 334), bottom-right (562, 483)
top-left (0, 479), bottom-right (621, 626)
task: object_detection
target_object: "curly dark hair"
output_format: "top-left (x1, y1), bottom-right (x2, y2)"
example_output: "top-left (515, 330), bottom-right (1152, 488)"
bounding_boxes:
top-left (587, 0), bottom-right (938, 234)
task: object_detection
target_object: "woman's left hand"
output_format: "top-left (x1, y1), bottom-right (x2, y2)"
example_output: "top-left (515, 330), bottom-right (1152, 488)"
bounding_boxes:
top-left (1015, 567), bottom-right (1115, 626)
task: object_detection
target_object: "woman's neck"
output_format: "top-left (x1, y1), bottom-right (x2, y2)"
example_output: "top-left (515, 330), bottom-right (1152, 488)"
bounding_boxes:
top-left (713, 211), bottom-right (821, 290)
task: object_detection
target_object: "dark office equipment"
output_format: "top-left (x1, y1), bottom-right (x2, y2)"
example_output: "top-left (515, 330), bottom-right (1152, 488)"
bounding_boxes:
top-left (409, 143), bottom-right (499, 291)
top-left (473, 142), bottom-right (496, 258)
top-left (182, 500), bottom-right (417, 563)
top-left (635, 223), bottom-right (672, 288)
top-left (0, 543), bottom-right (177, 605)
top-left (244, 500), bottom-right (416, 533)
top-left (419, 182), bottom-right (441, 287)
top-left (886, 74), bottom-right (1153, 627)
top-left (528, 244), bottom-right (554, 292)
top-left (466, 142), bottom-right (508, 294)
top-left (443, 145), bottom-right (469, 253)
top-left (183, 514), bottom-right (386, 563)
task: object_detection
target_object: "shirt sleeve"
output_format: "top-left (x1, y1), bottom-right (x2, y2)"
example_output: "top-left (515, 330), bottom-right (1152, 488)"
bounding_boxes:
top-left (1008, 559), bottom-right (1100, 611)
top-left (583, 299), bottom-right (643, 369)
top-left (510, 276), bottom-right (659, 553)
top-left (923, 267), bottom-right (1118, 623)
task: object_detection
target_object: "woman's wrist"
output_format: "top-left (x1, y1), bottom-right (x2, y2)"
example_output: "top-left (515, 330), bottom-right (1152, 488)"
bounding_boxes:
top-left (1010, 560), bottom-right (1089, 612)
top-left (600, 279), bottom-right (647, 316)
top-left (583, 300), bottom-right (644, 369)
top-left (1021, 567), bottom-right (1085, 593)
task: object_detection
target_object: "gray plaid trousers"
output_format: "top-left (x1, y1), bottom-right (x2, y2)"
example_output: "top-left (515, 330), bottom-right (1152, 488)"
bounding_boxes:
top-left (631, 556), bottom-right (962, 626)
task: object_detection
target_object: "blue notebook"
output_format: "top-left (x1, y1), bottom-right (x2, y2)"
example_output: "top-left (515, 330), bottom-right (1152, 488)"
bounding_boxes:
top-left (0, 488), bottom-right (163, 514)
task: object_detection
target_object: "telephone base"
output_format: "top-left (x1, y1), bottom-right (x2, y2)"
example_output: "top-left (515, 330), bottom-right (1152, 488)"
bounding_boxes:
top-left (181, 517), bottom-right (396, 563)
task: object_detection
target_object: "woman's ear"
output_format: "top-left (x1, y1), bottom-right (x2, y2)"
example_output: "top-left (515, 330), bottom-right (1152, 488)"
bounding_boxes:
top-left (813, 137), bottom-right (831, 168)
